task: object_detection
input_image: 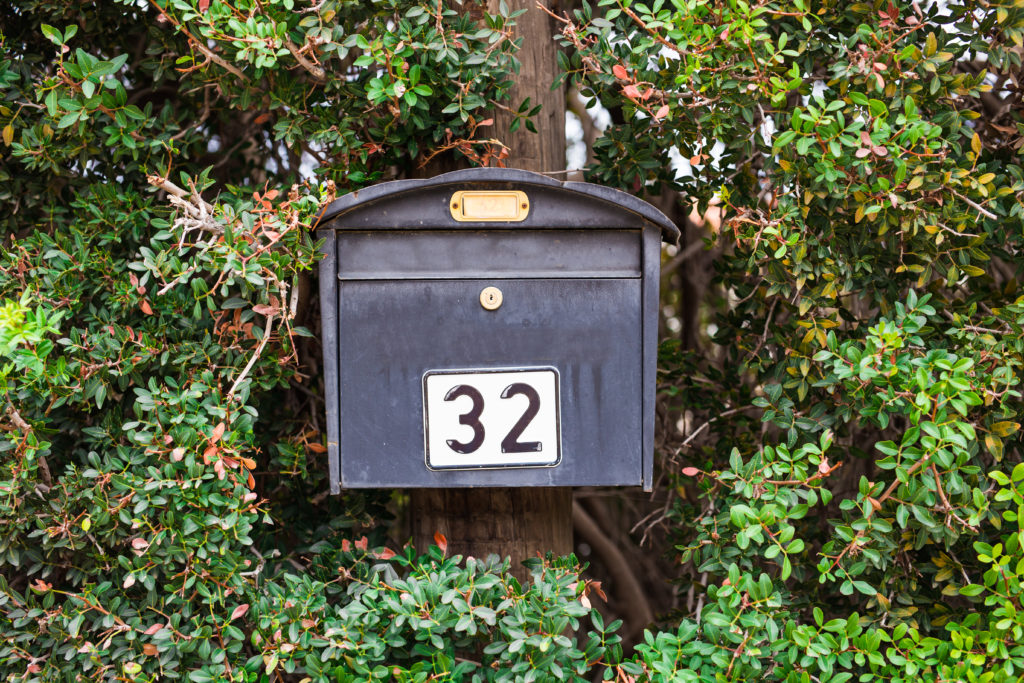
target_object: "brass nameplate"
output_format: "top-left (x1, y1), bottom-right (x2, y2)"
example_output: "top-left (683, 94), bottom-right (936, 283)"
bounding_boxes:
top-left (449, 190), bottom-right (529, 222)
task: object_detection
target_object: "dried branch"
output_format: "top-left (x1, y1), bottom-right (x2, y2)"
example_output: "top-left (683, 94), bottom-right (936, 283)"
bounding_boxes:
top-left (950, 189), bottom-right (998, 220)
top-left (285, 37), bottom-right (327, 83)
top-left (677, 406), bottom-right (744, 450)
top-left (228, 312), bottom-right (275, 400)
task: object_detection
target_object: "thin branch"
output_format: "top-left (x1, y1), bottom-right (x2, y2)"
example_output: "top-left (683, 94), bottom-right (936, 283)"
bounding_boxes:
top-left (677, 407), bottom-right (744, 450)
top-left (615, 1), bottom-right (687, 55)
top-left (284, 37), bottom-right (327, 83)
top-left (765, 460), bottom-right (843, 486)
top-left (660, 240), bottom-right (706, 275)
top-left (147, 175), bottom-right (215, 214)
top-left (950, 189), bottom-right (998, 220)
top-left (228, 313), bottom-right (275, 400)
top-left (147, 1), bottom-right (248, 81)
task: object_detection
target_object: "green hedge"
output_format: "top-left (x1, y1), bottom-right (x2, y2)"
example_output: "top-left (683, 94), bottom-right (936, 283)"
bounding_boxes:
top-left (3, 0), bottom-right (1024, 681)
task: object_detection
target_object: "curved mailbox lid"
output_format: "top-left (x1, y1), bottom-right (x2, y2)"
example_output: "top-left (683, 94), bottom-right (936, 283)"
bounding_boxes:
top-left (315, 167), bottom-right (680, 245)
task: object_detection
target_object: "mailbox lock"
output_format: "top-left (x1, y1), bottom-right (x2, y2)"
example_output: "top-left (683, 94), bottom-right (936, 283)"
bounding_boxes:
top-left (480, 286), bottom-right (503, 311)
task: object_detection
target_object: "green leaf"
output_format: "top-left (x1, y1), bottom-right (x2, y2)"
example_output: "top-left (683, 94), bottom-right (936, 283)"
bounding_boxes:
top-left (41, 24), bottom-right (62, 44)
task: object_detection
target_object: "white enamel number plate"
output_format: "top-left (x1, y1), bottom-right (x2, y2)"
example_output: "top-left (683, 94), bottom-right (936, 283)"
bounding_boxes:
top-left (423, 368), bottom-right (561, 470)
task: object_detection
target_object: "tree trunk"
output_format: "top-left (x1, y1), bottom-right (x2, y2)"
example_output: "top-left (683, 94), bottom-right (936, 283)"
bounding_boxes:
top-left (409, 0), bottom-right (570, 578)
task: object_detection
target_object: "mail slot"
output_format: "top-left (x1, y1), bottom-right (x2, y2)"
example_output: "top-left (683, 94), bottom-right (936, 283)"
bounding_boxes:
top-left (316, 168), bottom-right (678, 492)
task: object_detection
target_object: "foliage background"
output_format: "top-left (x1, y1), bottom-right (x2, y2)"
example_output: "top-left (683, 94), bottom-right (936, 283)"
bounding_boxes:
top-left (3, 0), bottom-right (1024, 680)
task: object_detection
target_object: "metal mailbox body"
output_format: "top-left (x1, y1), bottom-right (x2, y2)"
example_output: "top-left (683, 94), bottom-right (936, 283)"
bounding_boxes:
top-left (317, 168), bottom-right (678, 493)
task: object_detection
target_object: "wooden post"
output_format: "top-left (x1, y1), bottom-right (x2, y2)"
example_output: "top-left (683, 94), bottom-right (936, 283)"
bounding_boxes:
top-left (409, 0), bottom-right (571, 575)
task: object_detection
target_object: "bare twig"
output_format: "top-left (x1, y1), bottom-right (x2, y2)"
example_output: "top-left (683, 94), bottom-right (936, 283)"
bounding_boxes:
top-left (228, 313), bottom-right (275, 400)
top-left (285, 37), bottom-right (327, 83)
top-left (950, 189), bottom-right (998, 220)
top-left (677, 407), bottom-right (743, 450)
top-left (660, 240), bottom-right (706, 275)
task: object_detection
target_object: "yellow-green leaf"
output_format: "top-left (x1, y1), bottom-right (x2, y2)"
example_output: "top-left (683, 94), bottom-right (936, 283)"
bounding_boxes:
top-left (991, 421), bottom-right (1020, 438)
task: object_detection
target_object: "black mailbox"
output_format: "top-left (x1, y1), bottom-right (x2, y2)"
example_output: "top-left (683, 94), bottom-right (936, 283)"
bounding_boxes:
top-left (317, 168), bottom-right (678, 493)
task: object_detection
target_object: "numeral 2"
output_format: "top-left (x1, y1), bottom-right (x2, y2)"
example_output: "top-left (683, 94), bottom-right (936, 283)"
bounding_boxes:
top-left (499, 383), bottom-right (541, 453)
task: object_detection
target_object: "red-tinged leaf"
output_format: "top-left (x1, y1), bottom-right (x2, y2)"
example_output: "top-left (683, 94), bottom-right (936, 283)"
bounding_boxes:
top-left (860, 131), bottom-right (872, 145)
top-left (308, 441), bottom-right (327, 454)
top-left (247, 471), bottom-right (255, 488)
top-left (681, 467), bottom-right (700, 476)
top-left (855, 147), bottom-right (871, 158)
top-left (591, 580), bottom-right (607, 601)
top-left (213, 459), bottom-right (226, 480)
top-left (129, 272), bottom-right (139, 287)
top-left (253, 304), bottom-right (276, 316)
top-left (142, 644), bottom-right (158, 656)
top-left (131, 537), bottom-right (149, 550)
top-left (641, 87), bottom-right (653, 101)
top-left (655, 104), bottom-right (669, 120)
top-left (355, 536), bottom-right (368, 551)
top-left (612, 64), bottom-right (628, 80)
top-left (253, 112), bottom-right (272, 125)
top-left (30, 579), bottom-right (52, 592)
top-left (144, 623), bottom-right (164, 636)
top-left (341, 539), bottom-right (351, 552)
top-left (239, 457), bottom-right (256, 470)
top-left (623, 84), bottom-right (641, 100)
top-left (377, 547), bottom-right (396, 560)
top-left (211, 422), bottom-right (226, 443)
top-left (264, 189), bottom-right (279, 201)
top-left (477, 118), bottom-right (493, 127)
top-left (243, 492), bottom-right (258, 503)
top-left (434, 531), bottom-right (448, 554)
top-left (230, 603), bottom-right (249, 621)
top-left (818, 458), bottom-right (831, 475)
top-left (872, 145), bottom-right (889, 156)
top-left (581, 594), bottom-right (591, 609)
top-left (203, 445), bottom-right (218, 463)
top-left (198, 0), bottom-right (209, 11)
top-left (140, 300), bottom-right (153, 315)
top-left (171, 447), bottom-right (185, 462)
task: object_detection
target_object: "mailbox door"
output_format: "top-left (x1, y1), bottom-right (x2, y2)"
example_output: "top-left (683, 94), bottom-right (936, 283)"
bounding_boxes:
top-left (335, 276), bottom-right (642, 487)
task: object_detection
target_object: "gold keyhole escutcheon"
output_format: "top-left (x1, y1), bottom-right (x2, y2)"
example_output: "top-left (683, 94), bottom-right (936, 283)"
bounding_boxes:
top-left (480, 286), bottom-right (503, 311)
